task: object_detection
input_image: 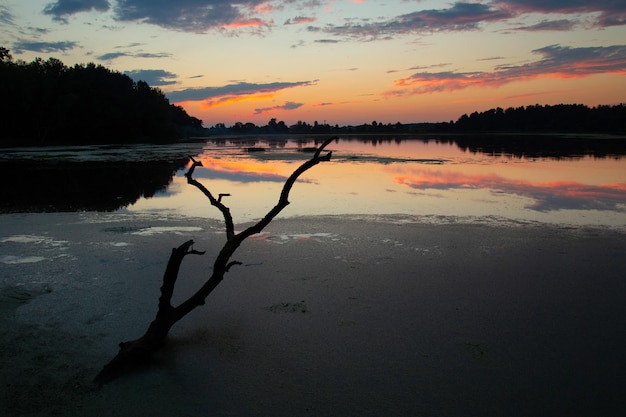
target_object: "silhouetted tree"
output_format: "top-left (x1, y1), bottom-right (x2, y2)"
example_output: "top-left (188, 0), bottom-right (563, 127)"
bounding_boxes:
top-left (95, 137), bottom-right (336, 383)
top-left (452, 103), bottom-right (626, 133)
top-left (0, 46), bottom-right (11, 62)
top-left (0, 48), bottom-right (202, 146)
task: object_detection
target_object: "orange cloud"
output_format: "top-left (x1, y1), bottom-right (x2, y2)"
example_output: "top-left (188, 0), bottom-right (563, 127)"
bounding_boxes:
top-left (173, 93), bottom-right (277, 111)
top-left (223, 18), bottom-right (268, 29)
top-left (203, 93), bottom-right (275, 109)
top-left (255, 3), bottom-right (273, 14)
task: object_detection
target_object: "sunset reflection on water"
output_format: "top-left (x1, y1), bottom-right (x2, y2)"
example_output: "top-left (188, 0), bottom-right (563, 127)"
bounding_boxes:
top-left (125, 137), bottom-right (626, 228)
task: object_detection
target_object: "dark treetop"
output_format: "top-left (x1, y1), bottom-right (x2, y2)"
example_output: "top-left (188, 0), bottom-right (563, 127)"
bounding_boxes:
top-left (0, 47), bottom-right (202, 147)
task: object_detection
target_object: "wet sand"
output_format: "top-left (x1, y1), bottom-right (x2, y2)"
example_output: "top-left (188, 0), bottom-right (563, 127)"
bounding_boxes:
top-left (1, 212), bottom-right (625, 416)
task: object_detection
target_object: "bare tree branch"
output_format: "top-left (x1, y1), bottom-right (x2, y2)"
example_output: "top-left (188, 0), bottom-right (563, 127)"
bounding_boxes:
top-left (95, 136), bottom-right (337, 383)
top-left (185, 156), bottom-right (236, 240)
top-left (237, 137), bottom-right (334, 241)
top-left (158, 240), bottom-right (205, 312)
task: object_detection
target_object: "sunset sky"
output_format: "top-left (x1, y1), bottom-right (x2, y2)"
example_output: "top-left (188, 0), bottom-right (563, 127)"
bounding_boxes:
top-left (2, 0), bottom-right (626, 126)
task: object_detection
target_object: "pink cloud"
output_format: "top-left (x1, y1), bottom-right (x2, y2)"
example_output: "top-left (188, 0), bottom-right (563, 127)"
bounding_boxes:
top-left (386, 44), bottom-right (626, 96)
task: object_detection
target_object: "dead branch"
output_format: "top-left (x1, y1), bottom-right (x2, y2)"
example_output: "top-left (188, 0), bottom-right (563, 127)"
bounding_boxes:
top-left (185, 157), bottom-right (236, 240)
top-left (95, 136), bottom-right (336, 383)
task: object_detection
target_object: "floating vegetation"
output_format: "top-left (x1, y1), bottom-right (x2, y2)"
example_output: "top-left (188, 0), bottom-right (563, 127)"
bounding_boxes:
top-left (102, 226), bottom-right (147, 234)
top-left (266, 301), bottom-right (309, 314)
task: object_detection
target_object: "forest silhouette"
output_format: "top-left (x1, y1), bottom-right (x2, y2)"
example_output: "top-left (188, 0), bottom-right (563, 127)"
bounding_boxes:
top-left (0, 47), bottom-right (202, 146)
top-left (2, 47), bottom-right (625, 147)
top-left (215, 104), bottom-right (625, 136)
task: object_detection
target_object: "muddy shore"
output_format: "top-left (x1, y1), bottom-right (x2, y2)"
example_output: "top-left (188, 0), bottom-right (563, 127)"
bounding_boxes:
top-left (1, 212), bottom-right (625, 416)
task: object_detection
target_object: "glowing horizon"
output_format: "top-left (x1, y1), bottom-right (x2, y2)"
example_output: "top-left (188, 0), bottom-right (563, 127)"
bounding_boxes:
top-left (2, 1), bottom-right (626, 126)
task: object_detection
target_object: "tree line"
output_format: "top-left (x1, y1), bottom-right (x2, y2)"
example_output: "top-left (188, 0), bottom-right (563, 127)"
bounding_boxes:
top-left (453, 104), bottom-right (626, 133)
top-left (206, 103), bottom-right (626, 136)
top-left (207, 119), bottom-right (446, 135)
top-left (0, 47), bottom-right (202, 146)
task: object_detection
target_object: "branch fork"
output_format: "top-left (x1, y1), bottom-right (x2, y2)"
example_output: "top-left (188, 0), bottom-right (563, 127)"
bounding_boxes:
top-left (95, 137), bottom-right (336, 383)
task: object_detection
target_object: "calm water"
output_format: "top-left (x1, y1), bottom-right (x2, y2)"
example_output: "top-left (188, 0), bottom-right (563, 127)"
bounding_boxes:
top-left (123, 136), bottom-right (626, 228)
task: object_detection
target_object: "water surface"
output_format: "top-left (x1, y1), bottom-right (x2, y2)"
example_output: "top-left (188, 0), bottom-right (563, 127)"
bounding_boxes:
top-left (122, 136), bottom-right (626, 228)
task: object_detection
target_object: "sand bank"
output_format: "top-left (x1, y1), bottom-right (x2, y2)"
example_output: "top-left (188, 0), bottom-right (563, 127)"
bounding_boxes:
top-left (1, 212), bottom-right (625, 416)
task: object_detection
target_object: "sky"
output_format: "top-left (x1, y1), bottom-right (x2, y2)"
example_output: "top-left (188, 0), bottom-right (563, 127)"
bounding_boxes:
top-left (1, 0), bottom-right (626, 127)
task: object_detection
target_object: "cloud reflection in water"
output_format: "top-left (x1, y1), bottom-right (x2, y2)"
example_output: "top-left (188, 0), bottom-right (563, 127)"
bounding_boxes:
top-left (391, 167), bottom-right (626, 212)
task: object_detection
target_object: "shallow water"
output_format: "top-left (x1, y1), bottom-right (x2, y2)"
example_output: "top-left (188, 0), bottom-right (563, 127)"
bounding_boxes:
top-left (118, 136), bottom-right (626, 228)
top-left (2, 136), bottom-right (625, 415)
top-left (1, 212), bottom-right (625, 416)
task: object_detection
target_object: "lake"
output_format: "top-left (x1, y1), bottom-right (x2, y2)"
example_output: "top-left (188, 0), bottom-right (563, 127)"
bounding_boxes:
top-left (115, 135), bottom-right (626, 228)
top-left (2, 136), bottom-right (625, 228)
top-left (2, 135), bottom-right (626, 416)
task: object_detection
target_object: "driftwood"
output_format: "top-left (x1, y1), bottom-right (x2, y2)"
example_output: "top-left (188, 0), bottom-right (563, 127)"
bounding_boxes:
top-left (95, 137), bottom-right (335, 383)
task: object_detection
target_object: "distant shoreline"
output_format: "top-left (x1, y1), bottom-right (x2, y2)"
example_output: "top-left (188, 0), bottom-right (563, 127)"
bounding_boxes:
top-left (2, 131), bottom-right (625, 150)
top-left (191, 131), bottom-right (626, 140)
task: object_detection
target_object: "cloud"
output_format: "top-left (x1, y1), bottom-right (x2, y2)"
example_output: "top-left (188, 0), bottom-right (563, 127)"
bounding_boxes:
top-left (0, 5), bottom-right (14, 26)
top-left (254, 101), bottom-right (304, 114)
top-left (309, 2), bottom-right (514, 40)
top-left (478, 56), bottom-right (507, 61)
top-left (167, 80), bottom-right (316, 103)
top-left (135, 52), bottom-right (172, 58)
top-left (96, 51), bottom-right (127, 60)
top-left (387, 63), bottom-right (451, 75)
top-left (115, 42), bottom-right (144, 48)
top-left (112, 0), bottom-right (271, 33)
top-left (285, 16), bottom-right (317, 25)
top-left (42, 0), bottom-right (282, 32)
top-left (43, 0), bottom-right (110, 22)
top-left (508, 19), bottom-right (577, 32)
top-left (222, 17), bottom-right (269, 29)
top-left (387, 44), bottom-right (626, 95)
top-left (96, 51), bottom-right (172, 61)
top-left (12, 40), bottom-right (79, 53)
top-left (125, 69), bottom-right (177, 86)
top-left (307, 1), bottom-right (626, 41)
top-left (36, 0), bottom-right (626, 39)
top-left (494, 0), bottom-right (626, 28)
